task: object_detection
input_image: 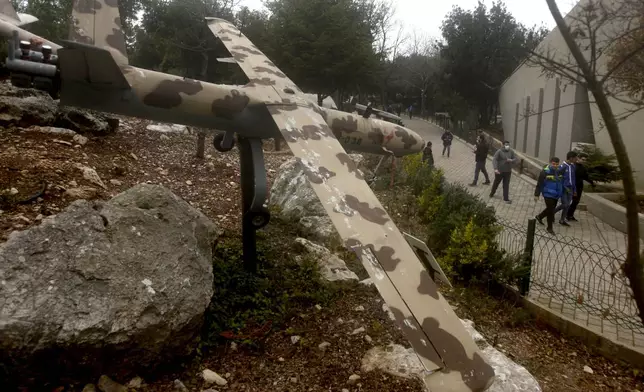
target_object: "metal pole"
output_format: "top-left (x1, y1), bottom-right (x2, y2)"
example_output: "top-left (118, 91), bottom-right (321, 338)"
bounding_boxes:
top-left (520, 219), bottom-right (536, 296)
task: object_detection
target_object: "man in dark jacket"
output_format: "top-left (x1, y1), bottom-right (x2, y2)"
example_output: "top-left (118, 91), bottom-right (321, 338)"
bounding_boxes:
top-left (489, 141), bottom-right (518, 204)
top-left (553, 151), bottom-right (578, 226)
top-left (567, 153), bottom-right (595, 221)
top-left (441, 130), bottom-right (454, 157)
top-left (422, 141), bottom-right (434, 167)
top-left (469, 134), bottom-right (490, 186)
top-left (534, 157), bottom-right (563, 235)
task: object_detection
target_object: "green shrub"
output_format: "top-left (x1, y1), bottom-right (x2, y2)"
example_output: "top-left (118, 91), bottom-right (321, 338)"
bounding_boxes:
top-left (413, 174), bottom-right (524, 284)
top-left (575, 144), bottom-right (622, 184)
top-left (417, 168), bottom-right (445, 221)
top-left (422, 182), bottom-right (497, 254)
top-left (442, 217), bottom-right (497, 279)
top-left (401, 153), bottom-right (436, 195)
top-left (202, 221), bottom-right (336, 347)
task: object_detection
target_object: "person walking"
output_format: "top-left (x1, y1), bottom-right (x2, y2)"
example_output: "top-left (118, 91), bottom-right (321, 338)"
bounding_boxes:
top-left (441, 129), bottom-right (454, 158)
top-left (422, 141), bottom-right (434, 167)
top-left (567, 153), bottom-right (595, 221)
top-left (408, 105), bottom-right (413, 119)
top-left (534, 157), bottom-right (563, 235)
top-left (489, 141), bottom-right (517, 204)
top-left (553, 151), bottom-right (578, 226)
top-left (469, 134), bottom-right (490, 186)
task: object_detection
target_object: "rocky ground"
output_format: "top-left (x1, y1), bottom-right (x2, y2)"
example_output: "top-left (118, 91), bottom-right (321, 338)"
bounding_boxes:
top-left (0, 118), bottom-right (290, 241)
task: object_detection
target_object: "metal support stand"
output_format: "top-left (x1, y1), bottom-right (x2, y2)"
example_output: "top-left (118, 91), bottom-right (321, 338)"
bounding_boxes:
top-left (214, 132), bottom-right (270, 271)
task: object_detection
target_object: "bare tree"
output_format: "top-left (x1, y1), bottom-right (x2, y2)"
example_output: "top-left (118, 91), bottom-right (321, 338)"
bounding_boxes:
top-left (532, 0), bottom-right (644, 324)
top-left (398, 30), bottom-right (440, 118)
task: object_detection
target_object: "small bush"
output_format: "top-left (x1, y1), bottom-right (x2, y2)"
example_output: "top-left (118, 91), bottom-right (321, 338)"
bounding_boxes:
top-left (443, 218), bottom-right (497, 280)
top-left (417, 168), bottom-right (445, 221)
top-left (202, 219), bottom-right (336, 347)
top-left (422, 182), bottom-right (497, 254)
top-left (575, 144), bottom-right (621, 184)
top-left (401, 153), bottom-right (436, 195)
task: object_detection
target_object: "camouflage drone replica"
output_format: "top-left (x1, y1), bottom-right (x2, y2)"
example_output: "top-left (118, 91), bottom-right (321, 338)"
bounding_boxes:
top-left (1, 0), bottom-right (496, 389)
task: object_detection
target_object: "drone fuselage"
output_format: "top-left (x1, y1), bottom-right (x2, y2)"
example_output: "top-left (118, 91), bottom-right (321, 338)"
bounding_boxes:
top-left (58, 60), bottom-right (425, 157)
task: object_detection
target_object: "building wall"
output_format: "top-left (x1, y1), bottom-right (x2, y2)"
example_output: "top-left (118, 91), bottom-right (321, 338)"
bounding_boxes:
top-left (498, 0), bottom-right (644, 189)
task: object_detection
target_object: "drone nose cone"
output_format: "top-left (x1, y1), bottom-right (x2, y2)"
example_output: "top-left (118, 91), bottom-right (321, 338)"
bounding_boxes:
top-left (410, 129), bottom-right (425, 154)
top-left (395, 125), bottom-right (424, 154)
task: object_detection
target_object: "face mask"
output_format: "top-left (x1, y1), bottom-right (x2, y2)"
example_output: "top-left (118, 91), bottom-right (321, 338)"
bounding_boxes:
top-left (504, 145), bottom-right (510, 151)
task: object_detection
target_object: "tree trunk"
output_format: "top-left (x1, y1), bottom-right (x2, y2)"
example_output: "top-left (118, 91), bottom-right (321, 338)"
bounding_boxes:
top-left (546, 0), bottom-right (644, 325)
top-left (196, 130), bottom-right (206, 159)
top-left (420, 90), bottom-right (426, 119)
top-left (200, 51), bottom-right (209, 80)
top-left (274, 136), bottom-right (282, 151)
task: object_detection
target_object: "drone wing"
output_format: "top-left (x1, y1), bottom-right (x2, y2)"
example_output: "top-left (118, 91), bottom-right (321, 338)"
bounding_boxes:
top-left (67, 0), bottom-right (128, 65)
top-left (207, 18), bottom-right (495, 391)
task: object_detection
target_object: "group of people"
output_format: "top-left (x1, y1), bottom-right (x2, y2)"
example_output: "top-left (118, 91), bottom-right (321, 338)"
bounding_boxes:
top-left (534, 151), bottom-right (595, 234)
top-left (421, 129), bottom-right (595, 235)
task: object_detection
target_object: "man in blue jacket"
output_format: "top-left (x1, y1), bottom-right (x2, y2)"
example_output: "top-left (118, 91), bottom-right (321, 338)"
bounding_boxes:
top-left (534, 157), bottom-right (563, 235)
top-left (554, 151), bottom-right (578, 227)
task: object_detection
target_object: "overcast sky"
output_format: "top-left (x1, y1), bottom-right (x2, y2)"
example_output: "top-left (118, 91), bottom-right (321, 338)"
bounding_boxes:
top-left (237, 0), bottom-right (579, 39)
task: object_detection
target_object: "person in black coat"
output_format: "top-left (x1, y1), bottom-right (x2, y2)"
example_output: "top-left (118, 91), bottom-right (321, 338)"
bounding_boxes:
top-left (567, 153), bottom-right (595, 221)
top-left (422, 141), bottom-right (434, 167)
top-left (441, 130), bottom-right (454, 157)
top-left (469, 134), bottom-right (490, 186)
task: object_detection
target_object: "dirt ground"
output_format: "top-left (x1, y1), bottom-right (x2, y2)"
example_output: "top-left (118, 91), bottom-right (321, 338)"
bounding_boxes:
top-left (142, 283), bottom-right (425, 392)
top-left (0, 118), bottom-right (291, 241)
top-left (2, 119), bottom-right (643, 391)
top-left (445, 286), bottom-right (644, 392)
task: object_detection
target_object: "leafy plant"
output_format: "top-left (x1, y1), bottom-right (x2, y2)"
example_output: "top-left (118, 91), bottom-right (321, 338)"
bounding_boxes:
top-left (417, 168), bottom-right (445, 221)
top-left (575, 144), bottom-right (622, 184)
top-left (202, 217), bottom-right (337, 347)
top-left (423, 182), bottom-right (497, 254)
top-left (443, 218), bottom-right (493, 278)
top-left (402, 153), bottom-right (440, 196)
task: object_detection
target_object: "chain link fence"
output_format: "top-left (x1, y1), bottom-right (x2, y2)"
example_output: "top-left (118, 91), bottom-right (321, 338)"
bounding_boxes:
top-left (497, 217), bottom-right (643, 336)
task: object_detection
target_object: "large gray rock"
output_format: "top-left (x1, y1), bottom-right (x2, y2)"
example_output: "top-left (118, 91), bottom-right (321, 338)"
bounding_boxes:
top-left (269, 154), bottom-right (366, 243)
top-left (55, 106), bottom-right (120, 135)
top-left (360, 319), bottom-right (542, 392)
top-left (0, 184), bottom-right (220, 378)
top-left (0, 83), bottom-right (57, 127)
top-left (460, 319), bottom-right (542, 392)
top-left (0, 83), bottom-right (119, 134)
top-left (293, 238), bottom-right (359, 282)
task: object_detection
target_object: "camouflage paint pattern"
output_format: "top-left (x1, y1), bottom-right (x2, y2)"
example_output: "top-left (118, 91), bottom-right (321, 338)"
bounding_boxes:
top-left (320, 108), bottom-right (422, 156)
top-left (57, 1), bottom-right (424, 156)
top-left (206, 17), bottom-right (423, 157)
top-left (207, 17), bottom-right (496, 391)
top-left (70, 0), bottom-right (128, 65)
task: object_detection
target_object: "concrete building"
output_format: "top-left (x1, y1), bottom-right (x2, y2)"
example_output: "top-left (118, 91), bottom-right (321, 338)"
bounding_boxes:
top-left (499, 0), bottom-right (644, 189)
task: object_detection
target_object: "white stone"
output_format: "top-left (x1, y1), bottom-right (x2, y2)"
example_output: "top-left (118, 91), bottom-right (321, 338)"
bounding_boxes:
top-left (73, 134), bottom-right (89, 145)
top-left (202, 369), bottom-right (227, 386)
top-left (360, 320), bottom-right (541, 392)
top-left (294, 238), bottom-right (358, 282)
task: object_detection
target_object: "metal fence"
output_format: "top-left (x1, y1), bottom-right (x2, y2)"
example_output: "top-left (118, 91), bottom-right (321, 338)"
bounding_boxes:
top-left (496, 217), bottom-right (644, 336)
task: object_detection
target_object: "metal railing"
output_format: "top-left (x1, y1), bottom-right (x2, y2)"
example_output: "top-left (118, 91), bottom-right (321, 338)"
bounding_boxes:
top-left (497, 217), bottom-right (643, 335)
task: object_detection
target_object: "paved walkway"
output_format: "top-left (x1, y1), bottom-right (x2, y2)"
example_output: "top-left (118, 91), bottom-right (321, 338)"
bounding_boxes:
top-left (405, 118), bottom-right (644, 352)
